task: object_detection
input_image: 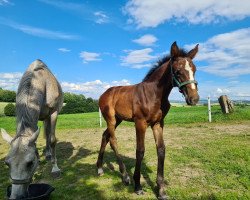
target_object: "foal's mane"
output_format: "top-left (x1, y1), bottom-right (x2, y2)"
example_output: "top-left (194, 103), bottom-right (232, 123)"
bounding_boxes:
top-left (142, 48), bottom-right (188, 82)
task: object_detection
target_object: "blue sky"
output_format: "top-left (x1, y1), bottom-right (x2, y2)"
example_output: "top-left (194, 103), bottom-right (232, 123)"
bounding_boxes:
top-left (0, 0), bottom-right (250, 101)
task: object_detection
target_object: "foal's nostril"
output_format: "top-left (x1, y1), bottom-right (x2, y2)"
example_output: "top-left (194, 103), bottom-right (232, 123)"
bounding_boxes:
top-left (189, 96), bottom-right (199, 105)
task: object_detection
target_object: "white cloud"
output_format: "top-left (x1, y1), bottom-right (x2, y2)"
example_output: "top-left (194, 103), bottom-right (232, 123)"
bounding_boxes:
top-left (0, 0), bottom-right (12, 5)
top-left (58, 48), bottom-right (71, 52)
top-left (94, 11), bottom-right (109, 24)
top-left (0, 17), bottom-right (80, 40)
top-left (124, 0), bottom-right (250, 28)
top-left (201, 82), bottom-right (250, 100)
top-left (133, 34), bottom-right (158, 46)
top-left (216, 88), bottom-right (230, 94)
top-left (61, 79), bottom-right (131, 98)
top-left (39, 0), bottom-right (85, 11)
top-left (0, 71), bottom-right (133, 99)
top-left (121, 48), bottom-right (156, 68)
top-left (40, 1), bottom-right (111, 25)
top-left (79, 51), bottom-right (102, 63)
top-left (188, 28), bottom-right (250, 77)
top-left (0, 72), bottom-right (22, 90)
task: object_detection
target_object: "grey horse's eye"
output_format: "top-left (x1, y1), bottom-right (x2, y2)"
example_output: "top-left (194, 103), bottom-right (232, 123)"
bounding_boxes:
top-left (4, 158), bottom-right (10, 167)
top-left (5, 161), bottom-right (10, 167)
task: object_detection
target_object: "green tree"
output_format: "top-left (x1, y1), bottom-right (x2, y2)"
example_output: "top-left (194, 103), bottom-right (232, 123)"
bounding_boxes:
top-left (4, 103), bottom-right (16, 116)
top-left (0, 89), bottom-right (16, 102)
top-left (61, 93), bottom-right (98, 114)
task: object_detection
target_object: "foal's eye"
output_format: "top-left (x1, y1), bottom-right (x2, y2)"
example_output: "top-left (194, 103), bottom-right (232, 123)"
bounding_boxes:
top-left (27, 161), bottom-right (34, 168)
top-left (176, 71), bottom-right (182, 76)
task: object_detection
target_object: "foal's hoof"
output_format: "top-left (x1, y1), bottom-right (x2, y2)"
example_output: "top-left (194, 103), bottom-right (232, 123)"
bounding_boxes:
top-left (158, 195), bottom-right (168, 200)
top-left (158, 188), bottom-right (168, 200)
top-left (135, 189), bottom-right (144, 195)
top-left (51, 170), bottom-right (61, 179)
top-left (122, 174), bottom-right (131, 185)
top-left (98, 168), bottom-right (104, 176)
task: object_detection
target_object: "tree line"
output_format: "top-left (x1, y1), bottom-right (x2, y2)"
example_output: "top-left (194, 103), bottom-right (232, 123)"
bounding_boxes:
top-left (0, 88), bottom-right (99, 114)
top-left (0, 88), bottom-right (16, 102)
top-left (61, 92), bottom-right (98, 114)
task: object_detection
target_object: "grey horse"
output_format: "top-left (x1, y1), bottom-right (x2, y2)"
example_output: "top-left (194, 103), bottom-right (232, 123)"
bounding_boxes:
top-left (1, 59), bottom-right (63, 199)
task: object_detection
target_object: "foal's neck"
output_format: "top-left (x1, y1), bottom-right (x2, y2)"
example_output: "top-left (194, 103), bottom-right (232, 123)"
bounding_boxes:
top-left (144, 60), bottom-right (173, 100)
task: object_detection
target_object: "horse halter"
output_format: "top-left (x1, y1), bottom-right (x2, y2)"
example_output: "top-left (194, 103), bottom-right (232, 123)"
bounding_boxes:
top-left (10, 177), bottom-right (32, 185)
top-left (170, 59), bottom-right (198, 91)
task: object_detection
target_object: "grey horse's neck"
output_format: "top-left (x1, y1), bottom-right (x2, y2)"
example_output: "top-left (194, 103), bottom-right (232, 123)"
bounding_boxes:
top-left (15, 60), bottom-right (47, 136)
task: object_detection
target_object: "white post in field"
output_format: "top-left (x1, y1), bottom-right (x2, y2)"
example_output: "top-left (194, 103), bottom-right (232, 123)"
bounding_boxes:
top-left (99, 107), bottom-right (102, 127)
top-left (208, 95), bottom-right (212, 122)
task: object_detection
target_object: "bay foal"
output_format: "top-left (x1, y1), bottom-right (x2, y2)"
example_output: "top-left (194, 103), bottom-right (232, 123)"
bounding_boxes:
top-left (97, 42), bottom-right (199, 199)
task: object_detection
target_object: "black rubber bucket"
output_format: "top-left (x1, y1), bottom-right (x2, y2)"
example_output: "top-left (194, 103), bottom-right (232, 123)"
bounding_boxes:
top-left (7, 184), bottom-right (55, 200)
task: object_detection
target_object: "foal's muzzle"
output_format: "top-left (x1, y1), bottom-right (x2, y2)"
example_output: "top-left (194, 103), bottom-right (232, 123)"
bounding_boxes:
top-left (186, 95), bottom-right (199, 106)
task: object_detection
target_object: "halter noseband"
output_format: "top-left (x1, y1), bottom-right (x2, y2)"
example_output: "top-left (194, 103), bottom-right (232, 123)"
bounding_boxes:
top-left (170, 59), bottom-right (198, 90)
top-left (10, 177), bottom-right (32, 185)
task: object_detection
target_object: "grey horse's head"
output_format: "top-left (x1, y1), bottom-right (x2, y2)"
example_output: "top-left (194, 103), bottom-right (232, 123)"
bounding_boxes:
top-left (1, 127), bottom-right (40, 199)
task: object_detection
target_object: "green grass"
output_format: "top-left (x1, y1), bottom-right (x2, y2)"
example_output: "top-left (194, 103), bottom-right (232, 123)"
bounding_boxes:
top-left (0, 104), bottom-right (249, 134)
top-left (0, 123), bottom-right (249, 199)
top-left (0, 102), bottom-right (8, 116)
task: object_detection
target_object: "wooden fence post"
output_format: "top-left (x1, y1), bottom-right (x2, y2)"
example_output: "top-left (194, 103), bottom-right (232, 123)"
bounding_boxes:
top-left (218, 95), bottom-right (234, 114)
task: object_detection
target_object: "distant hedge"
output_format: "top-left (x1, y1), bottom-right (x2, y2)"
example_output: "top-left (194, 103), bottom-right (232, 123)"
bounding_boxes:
top-left (60, 92), bottom-right (98, 114)
top-left (0, 88), bottom-right (16, 102)
top-left (4, 103), bottom-right (16, 116)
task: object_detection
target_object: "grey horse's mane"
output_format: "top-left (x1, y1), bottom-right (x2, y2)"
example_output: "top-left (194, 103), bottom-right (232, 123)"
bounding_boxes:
top-left (15, 60), bottom-right (48, 138)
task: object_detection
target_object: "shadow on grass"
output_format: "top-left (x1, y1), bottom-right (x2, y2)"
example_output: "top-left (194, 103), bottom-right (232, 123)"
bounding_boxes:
top-left (0, 141), bottom-right (157, 199)
top-left (33, 141), bottom-right (157, 199)
top-left (35, 142), bottom-right (102, 199)
top-left (103, 152), bottom-right (156, 195)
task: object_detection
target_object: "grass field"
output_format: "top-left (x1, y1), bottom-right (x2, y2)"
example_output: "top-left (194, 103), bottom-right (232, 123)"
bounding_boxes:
top-left (0, 102), bottom-right (9, 116)
top-left (0, 103), bottom-right (250, 133)
top-left (0, 103), bottom-right (250, 199)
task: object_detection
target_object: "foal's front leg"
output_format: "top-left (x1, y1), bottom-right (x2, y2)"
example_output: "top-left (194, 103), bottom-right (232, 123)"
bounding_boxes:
top-left (133, 119), bottom-right (147, 195)
top-left (152, 122), bottom-right (168, 200)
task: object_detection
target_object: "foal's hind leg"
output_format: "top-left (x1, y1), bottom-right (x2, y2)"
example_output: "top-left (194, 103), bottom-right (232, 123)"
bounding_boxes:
top-left (49, 111), bottom-right (61, 178)
top-left (97, 114), bottom-right (130, 184)
top-left (96, 118), bottom-right (126, 176)
top-left (108, 117), bottom-right (130, 185)
top-left (96, 128), bottom-right (111, 176)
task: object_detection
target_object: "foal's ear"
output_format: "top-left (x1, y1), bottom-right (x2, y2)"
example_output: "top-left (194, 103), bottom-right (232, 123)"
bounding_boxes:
top-left (171, 41), bottom-right (179, 58)
top-left (1, 128), bottom-right (13, 144)
top-left (187, 44), bottom-right (199, 59)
